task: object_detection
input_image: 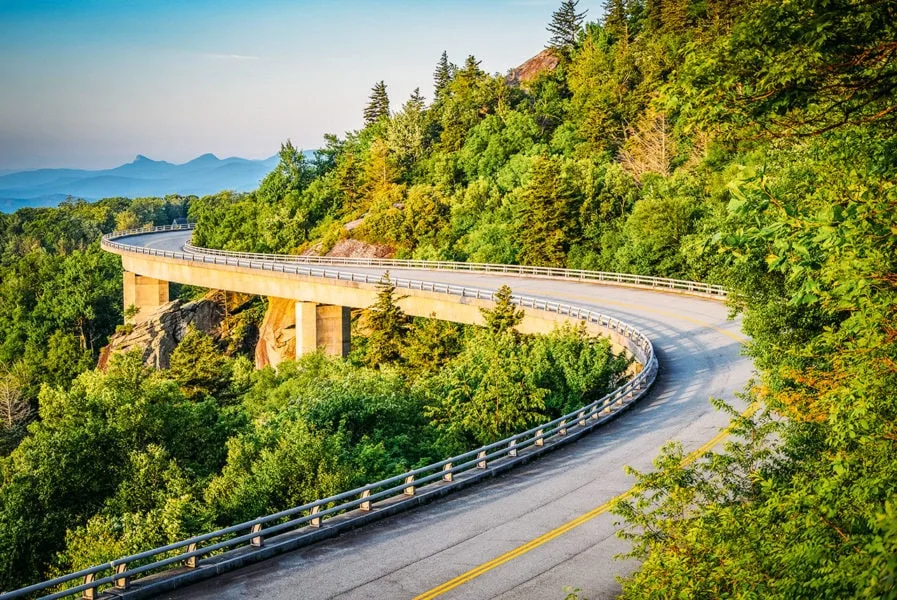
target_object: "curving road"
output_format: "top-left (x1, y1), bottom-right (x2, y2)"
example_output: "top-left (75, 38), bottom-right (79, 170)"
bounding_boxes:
top-left (120, 230), bottom-right (752, 600)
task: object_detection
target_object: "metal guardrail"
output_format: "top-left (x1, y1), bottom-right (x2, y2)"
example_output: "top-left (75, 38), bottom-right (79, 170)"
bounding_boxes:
top-left (181, 245), bottom-right (726, 299)
top-left (99, 223), bottom-right (726, 298)
top-left (1, 224), bottom-right (667, 599)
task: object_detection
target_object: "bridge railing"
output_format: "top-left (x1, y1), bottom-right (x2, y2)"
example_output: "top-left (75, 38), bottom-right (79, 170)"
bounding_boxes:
top-left (0, 226), bottom-right (666, 599)
top-left (180, 244), bottom-right (727, 299)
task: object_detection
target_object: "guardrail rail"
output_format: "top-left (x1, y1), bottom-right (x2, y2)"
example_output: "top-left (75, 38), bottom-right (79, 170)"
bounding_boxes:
top-left (0, 223), bottom-right (726, 599)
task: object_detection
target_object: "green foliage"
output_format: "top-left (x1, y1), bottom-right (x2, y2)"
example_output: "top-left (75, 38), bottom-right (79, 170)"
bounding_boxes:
top-left (480, 285), bottom-right (523, 335)
top-left (364, 80), bottom-right (390, 125)
top-left (433, 51), bottom-right (456, 102)
top-left (361, 274), bottom-right (410, 368)
top-left (421, 324), bottom-right (625, 455)
top-left (3, 0), bottom-right (895, 593)
top-left (546, 0), bottom-right (588, 50)
top-left (167, 326), bottom-right (234, 400)
top-left (518, 154), bottom-right (580, 267)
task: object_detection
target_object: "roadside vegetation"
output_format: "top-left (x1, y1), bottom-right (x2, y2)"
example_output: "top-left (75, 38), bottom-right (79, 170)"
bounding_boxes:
top-left (1, 0), bottom-right (895, 596)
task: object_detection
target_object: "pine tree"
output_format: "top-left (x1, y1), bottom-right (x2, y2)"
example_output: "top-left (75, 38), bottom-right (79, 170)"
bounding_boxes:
top-left (519, 155), bottom-right (578, 267)
top-left (603, 0), bottom-right (629, 41)
top-left (461, 55), bottom-right (483, 76)
top-left (362, 272), bottom-right (409, 367)
top-left (433, 51), bottom-right (455, 100)
top-left (546, 0), bottom-right (588, 50)
top-left (481, 285), bottom-right (524, 334)
top-left (407, 87), bottom-right (426, 112)
top-left (168, 326), bottom-right (233, 400)
top-left (363, 80), bottom-right (390, 125)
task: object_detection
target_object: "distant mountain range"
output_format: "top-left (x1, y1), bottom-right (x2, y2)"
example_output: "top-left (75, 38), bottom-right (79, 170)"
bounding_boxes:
top-left (0, 152), bottom-right (312, 213)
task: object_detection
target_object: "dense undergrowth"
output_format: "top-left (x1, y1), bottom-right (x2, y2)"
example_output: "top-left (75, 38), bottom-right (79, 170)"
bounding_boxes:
top-left (1, 0), bottom-right (895, 595)
top-left (0, 199), bottom-right (627, 590)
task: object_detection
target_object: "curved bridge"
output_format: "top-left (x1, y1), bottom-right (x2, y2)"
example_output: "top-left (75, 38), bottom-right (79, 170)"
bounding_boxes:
top-left (2, 226), bottom-right (752, 600)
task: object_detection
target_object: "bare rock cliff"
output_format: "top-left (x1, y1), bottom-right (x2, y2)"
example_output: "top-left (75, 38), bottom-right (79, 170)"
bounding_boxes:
top-left (506, 49), bottom-right (560, 86)
top-left (98, 298), bottom-right (223, 370)
top-left (254, 297), bottom-right (297, 369)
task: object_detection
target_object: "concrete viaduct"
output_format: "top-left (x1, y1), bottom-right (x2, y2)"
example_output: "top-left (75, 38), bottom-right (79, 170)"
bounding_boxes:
top-left (2, 226), bottom-right (751, 600)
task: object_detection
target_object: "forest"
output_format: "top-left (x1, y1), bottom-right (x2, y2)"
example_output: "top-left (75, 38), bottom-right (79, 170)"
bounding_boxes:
top-left (2, 0), bottom-right (896, 596)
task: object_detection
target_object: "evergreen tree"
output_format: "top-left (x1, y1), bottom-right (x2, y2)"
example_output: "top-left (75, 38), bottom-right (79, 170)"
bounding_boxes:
top-left (407, 87), bottom-right (426, 112)
top-left (362, 273), bottom-right (410, 367)
top-left (481, 285), bottom-right (524, 334)
top-left (433, 51), bottom-right (455, 100)
top-left (546, 0), bottom-right (588, 50)
top-left (518, 156), bottom-right (578, 267)
top-left (168, 326), bottom-right (233, 400)
top-left (363, 81), bottom-right (390, 125)
top-left (461, 55), bottom-right (483, 76)
top-left (603, 0), bottom-right (630, 41)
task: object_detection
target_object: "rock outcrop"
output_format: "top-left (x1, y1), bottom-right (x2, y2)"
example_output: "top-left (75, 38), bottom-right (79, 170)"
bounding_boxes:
top-left (506, 49), bottom-right (560, 87)
top-left (325, 238), bottom-right (394, 258)
top-left (255, 297), bottom-right (297, 369)
top-left (99, 298), bottom-right (223, 370)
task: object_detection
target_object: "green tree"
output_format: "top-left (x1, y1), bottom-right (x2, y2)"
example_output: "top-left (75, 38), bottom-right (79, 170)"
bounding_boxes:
top-left (361, 273), bottom-right (410, 368)
top-left (481, 285), bottom-right (523, 334)
top-left (518, 155), bottom-right (579, 267)
top-left (167, 326), bottom-right (234, 400)
top-left (403, 318), bottom-right (464, 373)
top-left (422, 329), bottom-right (547, 453)
top-left (364, 80), bottom-right (391, 125)
top-left (433, 51), bottom-right (455, 101)
top-left (546, 0), bottom-right (587, 50)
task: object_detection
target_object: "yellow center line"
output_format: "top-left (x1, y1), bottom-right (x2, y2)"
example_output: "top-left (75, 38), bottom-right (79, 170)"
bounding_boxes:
top-left (413, 297), bottom-right (752, 600)
top-left (414, 403), bottom-right (760, 600)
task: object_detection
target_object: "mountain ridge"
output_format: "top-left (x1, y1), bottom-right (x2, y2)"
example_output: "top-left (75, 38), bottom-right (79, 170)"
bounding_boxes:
top-left (0, 151), bottom-right (315, 212)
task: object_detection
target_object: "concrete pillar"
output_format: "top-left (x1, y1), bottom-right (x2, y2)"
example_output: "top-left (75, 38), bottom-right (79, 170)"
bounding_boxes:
top-left (295, 302), bottom-right (351, 358)
top-left (123, 271), bottom-right (169, 323)
top-left (295, 301), bottom-right (318, 357)
top-left (315, 305), bottom-right (351, 357)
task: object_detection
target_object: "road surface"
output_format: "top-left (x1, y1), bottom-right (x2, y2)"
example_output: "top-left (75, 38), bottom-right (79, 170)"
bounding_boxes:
top-left (120, 230), bottom-right (752, 600)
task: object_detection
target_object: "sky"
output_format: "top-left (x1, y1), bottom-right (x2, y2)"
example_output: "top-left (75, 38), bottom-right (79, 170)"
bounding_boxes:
top-left (0, 0), bottom-right (603, 171)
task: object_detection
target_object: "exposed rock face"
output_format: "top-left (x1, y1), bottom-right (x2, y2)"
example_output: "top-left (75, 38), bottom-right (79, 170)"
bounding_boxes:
top-left (254, 297), bottom-right (296, 369)
top-left (300, 237), bottom-right (394, 259)
top-left (506, 49), bottom-right (560, 87)
top-left (98, 298), bottom-right (223, 370)
top-left (326, 238), bottom-right (394, 258)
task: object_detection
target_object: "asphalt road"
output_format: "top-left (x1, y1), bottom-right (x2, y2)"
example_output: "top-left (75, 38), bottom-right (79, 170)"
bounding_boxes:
top-left (120, 230), bottom-right (753, 600)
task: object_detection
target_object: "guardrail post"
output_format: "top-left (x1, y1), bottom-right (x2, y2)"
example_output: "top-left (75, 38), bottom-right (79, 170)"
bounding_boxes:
top-left (82, 573), bottom-right (97, 599)
top-left (360, 489), bottom-right (372, 511)
top-left (559, 420), bottom-right (567, 435)
top-left (185, 543), bottom-right (198, 568)
top-left (114, 562), bottom-right (129, 589)
top-left (477, 450), bottom-right (487, 469)
top-left (250, 522), bottom-right (264, 547)
top-left (578, 411), bottom-right (586, 427)
top-left (404, 475), bottom-right (415, 496)
top-left (508, 439), bottom-right (518, 457)
top-left (309, 505), bottom-right (322, 527)
top-left (442, 463), bottom-right (453, 482)
top-left (535, 429), bottom-right (544, 446)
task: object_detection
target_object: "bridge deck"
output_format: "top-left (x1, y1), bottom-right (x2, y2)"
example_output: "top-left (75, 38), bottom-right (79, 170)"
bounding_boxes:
top-left (113, 230), bottom-right (751, 600)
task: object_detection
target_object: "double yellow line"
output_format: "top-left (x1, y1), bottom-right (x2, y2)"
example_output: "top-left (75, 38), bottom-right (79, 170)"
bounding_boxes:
top-left (414, 402), bottom-right (760, 600)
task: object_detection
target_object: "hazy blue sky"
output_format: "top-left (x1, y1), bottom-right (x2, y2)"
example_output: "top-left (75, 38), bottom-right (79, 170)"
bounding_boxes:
top-left (0, 0), bottom-right (603, 171)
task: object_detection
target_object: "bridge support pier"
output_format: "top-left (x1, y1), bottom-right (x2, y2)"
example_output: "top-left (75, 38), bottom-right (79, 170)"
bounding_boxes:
top-left (295, 302), bottom-right (351, 358)
top-left (123, 271), bottom-right (169, 323)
